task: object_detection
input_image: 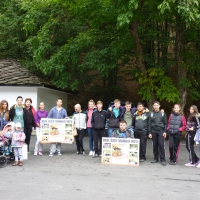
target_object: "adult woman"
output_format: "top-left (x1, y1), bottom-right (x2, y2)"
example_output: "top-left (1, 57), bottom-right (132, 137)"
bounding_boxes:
top-left (185, 105), bottom-right (199, 167)
top-left (0, 100), bottom-right (9, 130)
top-left (86, 99), bottom-right (96, 156)
top-left (167, 104), bottom-right (186, 165)
top-left (34, 102), bottom-right (48, 156)
top-left (24, 98), bottom-right (35, 153)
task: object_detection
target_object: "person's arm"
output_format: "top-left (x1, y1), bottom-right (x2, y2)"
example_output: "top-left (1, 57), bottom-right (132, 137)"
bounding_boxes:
top-left (34, 111), bottom-right (40, 127)
top-left (91, 112), bottom-right (95, 128)
top-left (47, 109), bottom-right (53, 118)
top-left (163, 113), bottom-right (167, 138)
top-left (167, 114), bottom-right (172, 131)
top-left (20, 132), bottom-right (26, 142)
top-left (63, 109), bottom-right (68, 118)
top-left (148, 113), bottom-right (152, 138)
top-left (9, 107), bottom-right (13, 121)
top-left (179, 116), bottom-right (187, 132)
top-left (128, 129), bottom-right (134, 138)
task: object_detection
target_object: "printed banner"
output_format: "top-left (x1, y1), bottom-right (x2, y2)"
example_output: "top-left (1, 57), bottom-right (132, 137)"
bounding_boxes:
top-left (40, 118), bottom-right (74, 144)
top-left (101, 137), bottom-right (140, 166)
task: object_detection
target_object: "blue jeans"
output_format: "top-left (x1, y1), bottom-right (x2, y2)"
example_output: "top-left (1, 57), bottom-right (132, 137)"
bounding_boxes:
top-left (108, 128), bottom-right (116, 137)
top-left (87, 128), bottom-right (94, 151)
top-left (127, 127), bottom-right (134, 137)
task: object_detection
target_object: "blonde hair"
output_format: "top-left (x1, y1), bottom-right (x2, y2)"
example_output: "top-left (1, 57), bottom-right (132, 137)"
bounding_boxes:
top-left (88, 99), bottom-right (95, 105)
top-left (125, 101), bottom-right (131, 105)
top-left (114, 99), bottom-right (121, 104)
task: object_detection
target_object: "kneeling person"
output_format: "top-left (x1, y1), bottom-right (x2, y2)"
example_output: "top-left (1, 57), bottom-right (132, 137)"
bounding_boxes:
top-left (112, 121), bottom-right (134, 138)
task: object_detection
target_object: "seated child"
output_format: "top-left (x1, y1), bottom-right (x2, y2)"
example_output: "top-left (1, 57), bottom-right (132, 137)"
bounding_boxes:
top-left (112, 120), bottom-right (134, 138)
top-left (12, 122), bottom-right (26, 166)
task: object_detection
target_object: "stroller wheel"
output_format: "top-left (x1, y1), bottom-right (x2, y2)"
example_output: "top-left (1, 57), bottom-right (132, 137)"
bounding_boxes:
top-left (0, 155), bottom-right (7, 168)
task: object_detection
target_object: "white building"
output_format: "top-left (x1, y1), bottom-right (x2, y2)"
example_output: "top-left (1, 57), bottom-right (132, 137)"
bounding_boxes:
top-left (0, 59), bottom-right (73, 112)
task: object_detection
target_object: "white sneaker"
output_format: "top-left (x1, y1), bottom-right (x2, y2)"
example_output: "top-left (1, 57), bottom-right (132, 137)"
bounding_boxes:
top-left (196, 162), bottom-right (200, 168)
top-left (34, 152), bottom-right (37, 156)
top-left (89, 151), bottom-right (93, 156)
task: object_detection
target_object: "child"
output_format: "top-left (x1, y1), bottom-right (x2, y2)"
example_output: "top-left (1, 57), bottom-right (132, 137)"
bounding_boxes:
top-left (112, 120), bottom-right (134, 138)
top-left (167, 104), bottom-right (186, 165)
top-left (12, 122), bottom-right (26, 166)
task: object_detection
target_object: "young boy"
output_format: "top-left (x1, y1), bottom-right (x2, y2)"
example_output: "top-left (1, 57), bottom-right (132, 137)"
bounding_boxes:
top-left (107, 99), bottom-right (123, 137)
top-left (112, 120), bottom-right (134, 138)
top-left (12, 122), bottom-right (26, 166)
top-left (133, 102), bottom-right (149, 162)
top-left (149, 101), bottom-right (167, 166)
top-left (91, 101), bottom-right (107, 157)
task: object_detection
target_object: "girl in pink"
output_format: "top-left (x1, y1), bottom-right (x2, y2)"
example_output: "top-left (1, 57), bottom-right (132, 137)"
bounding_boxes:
top-left (167, 104), bottom-right (186, 165)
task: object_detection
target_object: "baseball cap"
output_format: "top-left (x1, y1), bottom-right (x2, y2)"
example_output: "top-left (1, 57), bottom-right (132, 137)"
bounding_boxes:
top-left (15, 122), bottom-right (22, 128)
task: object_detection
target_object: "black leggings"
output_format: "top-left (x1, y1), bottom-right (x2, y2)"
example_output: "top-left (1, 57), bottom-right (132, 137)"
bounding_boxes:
top-left (24, 124), bottom-right (32, 152)
top-left (186, 131), bottom-right (199, 164)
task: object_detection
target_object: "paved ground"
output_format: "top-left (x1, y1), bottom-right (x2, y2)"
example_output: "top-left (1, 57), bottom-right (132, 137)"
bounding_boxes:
top-left (1, 136), bottom-right (200, 200)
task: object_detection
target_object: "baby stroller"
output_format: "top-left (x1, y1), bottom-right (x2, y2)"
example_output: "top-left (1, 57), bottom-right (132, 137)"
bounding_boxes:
top-left (0, 122), bottom-right (15, 168)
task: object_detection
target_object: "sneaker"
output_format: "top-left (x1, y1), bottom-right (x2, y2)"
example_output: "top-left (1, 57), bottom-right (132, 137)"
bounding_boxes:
top-left (28, 152), bottom-right (31, 155)
top-left (89, 151), bottom-right (93, 156)
top-left (93, 154), bottom-right (99, 158)
top-left (83, 151), bottom-right (86, 156)
top-left (57, 152), bottom-right (62, 156)
top-left (76, 151), bottom-right (80, 154)
top-left (49, 152), bottom-right (53, 156)
top-left (161, 161), bottom-right (166, 166)
top-left (39, 151), bottom-right (42, 156)
top-left (169, 161), bottom-right (173, 165)
top-left (34, 152), bottom-right (37, 156)
top-left (185, 162), bottom-right (195, 167)
top-left (196, 163), bottom-right (200, 168)
top-left (140, 158), bottom-right (145, 162)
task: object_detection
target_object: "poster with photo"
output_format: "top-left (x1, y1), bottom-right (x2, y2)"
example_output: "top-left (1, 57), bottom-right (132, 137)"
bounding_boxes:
top-left (101, 137), bottom-right (140, 166)
top-left (40, 118), bottom-right (74, 144)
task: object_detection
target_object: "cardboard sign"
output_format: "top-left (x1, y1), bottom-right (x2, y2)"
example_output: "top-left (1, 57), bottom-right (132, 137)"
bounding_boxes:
top-left (101, 137), bottom-right (140, 166)
top-left (40, 118), bottom-right (74, 144)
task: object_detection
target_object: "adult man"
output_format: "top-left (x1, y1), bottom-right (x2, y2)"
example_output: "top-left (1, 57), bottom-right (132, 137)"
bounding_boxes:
top-left (72, 104), bottom-right (87, 155)
top-left (112, 120), bottom-right (134, 138)
top-left (9, 96), bottom-right (25, 128)
top-left (48, 98), bottom-right (68, 156)
top-left (149, 101), bottom-right (167, 166)
top-left (91, 101), bottom-right (107, 157)
top-left (133, 102), bottom-right (149, 162)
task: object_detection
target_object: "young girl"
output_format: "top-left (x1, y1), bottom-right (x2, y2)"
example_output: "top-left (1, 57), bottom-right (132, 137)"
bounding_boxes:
top-left (185, 105), bottom-right (200, 167)
top-left (0, 100), bottom-right (9, 130)
top-left (167, 104), bottom-right (186, 165)
top-left (34, 102), bottom-right (48, 156)
top-left (86, 99), bottom-right (96, 156)
top-left (12, 122), bottom-right (26, 166)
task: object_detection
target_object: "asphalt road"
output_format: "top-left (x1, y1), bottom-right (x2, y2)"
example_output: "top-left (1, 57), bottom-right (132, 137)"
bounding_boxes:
top-left (1, 136), bottom-right (200, 200)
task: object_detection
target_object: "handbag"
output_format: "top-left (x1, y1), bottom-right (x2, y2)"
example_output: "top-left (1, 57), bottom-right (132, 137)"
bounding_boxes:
top-left (73, 125), bottom-right (78, 136)
top-left (194, 116), bottom-right (200, 142)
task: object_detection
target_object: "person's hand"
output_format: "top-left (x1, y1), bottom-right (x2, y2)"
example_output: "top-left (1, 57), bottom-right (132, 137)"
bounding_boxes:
top-left (163, 132), bottom-right (167, 138)
top-left (149, 134), bottom-right (152, 139)
top-left (161, 109), bottom-right (164, 113)
top-left (108, 107), bottom-right (112, 111)
top-left (65, 117), bottom-right (69, 119)
top-left (146, 108), bottom-right (149, 112)
top-left (185, 132), bottom-right (188, 138)
top-left (189, 127), bottom-right (194, 131)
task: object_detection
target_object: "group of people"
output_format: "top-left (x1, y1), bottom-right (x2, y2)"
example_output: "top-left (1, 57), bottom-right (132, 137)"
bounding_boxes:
top-left (0, 97), bottom-right (200, 168)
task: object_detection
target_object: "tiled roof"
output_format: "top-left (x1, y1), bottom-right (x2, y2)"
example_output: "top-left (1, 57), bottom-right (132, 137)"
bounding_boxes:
top-left (0, 58), bottom-right (51, 85)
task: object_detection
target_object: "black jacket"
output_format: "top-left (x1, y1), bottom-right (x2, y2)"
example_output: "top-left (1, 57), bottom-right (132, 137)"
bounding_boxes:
top-left (91, 110), bottom-right (107, 130)
top-left (107, 107), bottom-right (123, 128)
top-left (149, 111), bottom-right (167, 133)
top-left (133, 110), bottom-right (149, 132)
top-left (9, 104), bottom-right (26, 122)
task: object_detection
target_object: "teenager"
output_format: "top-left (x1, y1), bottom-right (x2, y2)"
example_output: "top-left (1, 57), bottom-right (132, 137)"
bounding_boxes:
top-left (107, 99), bottom-right (123, 137)
top-left (133, 102), bottom-right (149, 162)
top-left (34, 102), bottom-right (48, 156)
top-left (149, 101), bottom-right (167, 166)
top-left (86, 99), bottom-right (96, 156)
top-left (167, 104), bottom-right (186, 165)
top-left (9, 96), bottom-right (25, 127)
top-left (185, 105), bottom-right (200, 166)
top-left (112, 120), bottom-right (134, 138)
top-left (0, 100), bottom-right (9, 130)
top-left (91, 101), bottom-right (107, 158)
top-left (48, 98), bottom-right (68, 156)
top-left (73, 104), bottom-right (87, 156)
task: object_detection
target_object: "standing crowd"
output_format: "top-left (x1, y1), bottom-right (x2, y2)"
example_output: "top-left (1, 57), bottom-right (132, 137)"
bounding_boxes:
top-left (0, 96), bottom-right (200, 168)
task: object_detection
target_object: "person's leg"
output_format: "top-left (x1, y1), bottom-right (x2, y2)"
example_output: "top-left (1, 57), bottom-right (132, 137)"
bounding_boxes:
top-left (168, 134), bottom-right (174, 162)
top-left (134, 131), bottom-right (141, 158)
top-left (99, 130), bottom-right (105, 155)
top-left (56, 143), bottom-right (61, 153)
top-left (158, 132), bottom-right (166, 162)
top-left (34, 127), bottom-right (40, 154)
top-left (175, 141), bottom-right (181, 162)
top-left (18, 147), bottom-right (23, 166)
top-left (107, 128), bottom-right (114, 137)
top-left (140, 131), bottom-right (147, 160)
top-left (151, 132), bottom-right (158, 161)
top-left (189, 132), bottom-right (199, 163)
top-left (87, 128), bottom-right (94, 152)
top-left (50, 143), bottom-right (56, 154)
top-left (13, 148), bottom-right (19, 166)
top-left (25, 125), bottom-right (32, 152)
top-left (173, 133), bottom-right (181, 163)
top-left (79, 130), bottom-right (85, 152)
top-left (93, 129), bottom-right (98, 155)
top-left (75, 133), bottom-right (80, 153)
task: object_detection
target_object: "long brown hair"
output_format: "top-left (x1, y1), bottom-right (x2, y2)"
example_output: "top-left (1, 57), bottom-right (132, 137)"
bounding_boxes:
top-left (173, 104), bottom-right (184, 116)
top-left (0, 100), bottom-right (9, 121)
top-left (188, 105), bottom-right (199, 121)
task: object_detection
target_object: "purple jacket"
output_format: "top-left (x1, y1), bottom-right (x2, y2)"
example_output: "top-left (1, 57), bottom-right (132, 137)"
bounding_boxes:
top-left (34, 110), bottom-right (48, 127)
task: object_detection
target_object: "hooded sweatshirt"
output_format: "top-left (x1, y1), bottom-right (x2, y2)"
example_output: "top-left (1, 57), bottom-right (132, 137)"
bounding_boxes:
top-left (47, 107), bottom-right (68, 119)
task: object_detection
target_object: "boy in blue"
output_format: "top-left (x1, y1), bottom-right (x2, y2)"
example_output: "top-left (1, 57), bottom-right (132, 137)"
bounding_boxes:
top-left (112, 120), bottom-right (134, 138)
